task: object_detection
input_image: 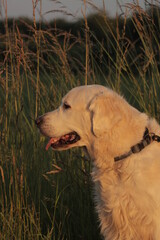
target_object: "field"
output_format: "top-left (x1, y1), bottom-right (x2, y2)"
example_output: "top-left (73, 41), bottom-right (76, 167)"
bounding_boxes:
top-left (0, 1), bottom-right (160, 239)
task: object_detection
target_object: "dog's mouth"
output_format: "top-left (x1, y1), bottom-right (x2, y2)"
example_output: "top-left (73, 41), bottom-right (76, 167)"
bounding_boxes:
top-left (45, 132), bottom-right (80, 150)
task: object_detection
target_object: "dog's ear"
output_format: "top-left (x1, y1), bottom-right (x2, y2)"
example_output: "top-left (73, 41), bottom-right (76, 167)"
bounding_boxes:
top-left (89, 93), bottom-right (122, 137)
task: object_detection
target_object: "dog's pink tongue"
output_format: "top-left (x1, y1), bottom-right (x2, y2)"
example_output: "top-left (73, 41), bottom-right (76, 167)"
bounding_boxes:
top-left (45, 138), bottom-right (55, 151)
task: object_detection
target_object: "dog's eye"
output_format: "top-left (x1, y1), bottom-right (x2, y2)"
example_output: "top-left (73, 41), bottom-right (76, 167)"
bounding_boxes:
top-left (63, 103), bottom-right (71, 110)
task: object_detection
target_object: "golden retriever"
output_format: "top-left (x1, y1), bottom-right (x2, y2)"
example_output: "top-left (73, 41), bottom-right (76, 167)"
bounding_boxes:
top-left (36, 85), bottom-right (160, 240)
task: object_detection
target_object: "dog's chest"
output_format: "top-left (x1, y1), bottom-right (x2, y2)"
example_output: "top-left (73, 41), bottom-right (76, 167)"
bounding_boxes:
top-left (92, 166), bottom-right (156, 240)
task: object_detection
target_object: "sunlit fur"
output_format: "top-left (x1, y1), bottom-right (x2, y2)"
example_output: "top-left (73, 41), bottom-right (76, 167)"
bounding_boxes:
top-left (37, 85), bottom-right (160, 240)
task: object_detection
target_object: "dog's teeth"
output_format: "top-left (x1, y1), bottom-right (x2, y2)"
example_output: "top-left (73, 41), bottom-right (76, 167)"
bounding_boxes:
top-left (70, 135), bottom-right (75, 141)
top-left (61, 135), bottom-right (69, 140)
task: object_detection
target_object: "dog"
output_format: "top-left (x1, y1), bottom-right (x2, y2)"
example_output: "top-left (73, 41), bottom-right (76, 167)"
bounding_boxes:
top-left (36, 85), bottom-right (160, 240)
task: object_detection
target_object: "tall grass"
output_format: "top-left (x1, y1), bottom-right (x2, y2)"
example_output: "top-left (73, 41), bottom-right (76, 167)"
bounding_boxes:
top-left (0, 0), bottom-right (160, 239)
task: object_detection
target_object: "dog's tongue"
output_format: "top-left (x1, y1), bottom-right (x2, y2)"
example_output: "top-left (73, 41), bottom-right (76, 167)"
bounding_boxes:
top-left (46, 138), bottom-right (58, 151)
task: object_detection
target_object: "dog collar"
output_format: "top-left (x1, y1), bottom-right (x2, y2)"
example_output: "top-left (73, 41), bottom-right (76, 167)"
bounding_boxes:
top-left (114, 128), bottom-right (160, 162)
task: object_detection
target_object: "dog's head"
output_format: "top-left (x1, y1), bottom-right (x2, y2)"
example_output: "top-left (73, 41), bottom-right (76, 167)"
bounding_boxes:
top-left (35, 85), bottom-right (146, 152)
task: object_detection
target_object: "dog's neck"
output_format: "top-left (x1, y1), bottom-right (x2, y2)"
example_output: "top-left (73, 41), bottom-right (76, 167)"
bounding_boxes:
top-left (87, 114), bottom-right (150, 170)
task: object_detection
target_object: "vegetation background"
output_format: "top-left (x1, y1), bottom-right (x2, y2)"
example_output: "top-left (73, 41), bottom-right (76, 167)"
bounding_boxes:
top-left (0, 0), bottom-right (160, 239)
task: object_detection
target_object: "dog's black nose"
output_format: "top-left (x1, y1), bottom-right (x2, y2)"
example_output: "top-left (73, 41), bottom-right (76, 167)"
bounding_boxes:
top-left (35, 116), bottom-right (43, 127)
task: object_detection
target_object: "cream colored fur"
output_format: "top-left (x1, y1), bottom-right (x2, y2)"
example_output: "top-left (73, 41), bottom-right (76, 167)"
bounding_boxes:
top-left (37, 85), bottom-right (160, 240)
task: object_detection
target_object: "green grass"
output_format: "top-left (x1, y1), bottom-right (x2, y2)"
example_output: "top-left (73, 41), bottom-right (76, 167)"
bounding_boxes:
top-left (0, 1), bottom-right (160, 239)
